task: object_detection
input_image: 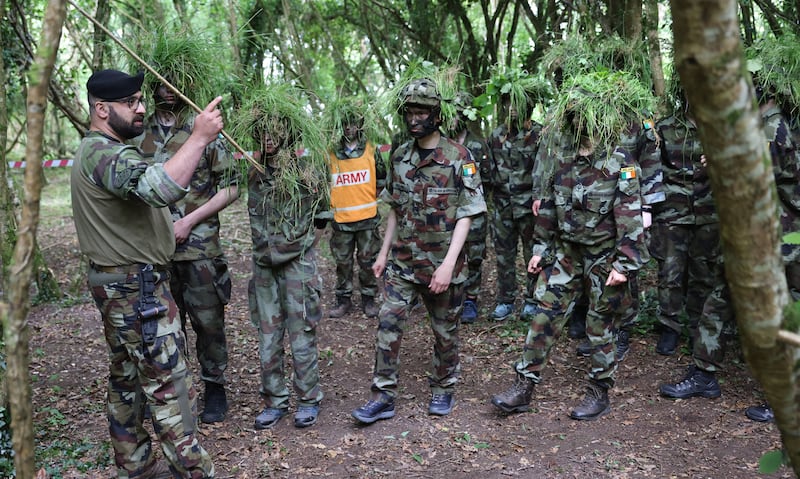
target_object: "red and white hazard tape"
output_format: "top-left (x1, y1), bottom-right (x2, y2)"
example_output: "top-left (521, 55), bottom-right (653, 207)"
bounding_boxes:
top-left (7, 159), bottom-right (74, 168)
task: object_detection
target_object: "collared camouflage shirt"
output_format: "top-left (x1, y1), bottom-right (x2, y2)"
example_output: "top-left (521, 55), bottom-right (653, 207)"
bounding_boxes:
top-left (134, 113), bottom-right (241, 260)
top-left (487, 121), bottom-right (541, 218)
top-left (534, 142), bottom-right (646, 273)
top-left (650, 115), bottom-right (716, 225)
top-left (380, 135), bottom-right (487, 285)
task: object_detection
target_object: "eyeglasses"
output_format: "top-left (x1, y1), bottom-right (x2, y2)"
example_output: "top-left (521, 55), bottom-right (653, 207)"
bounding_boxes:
top-left (106, 95), bottom-right (146, 110)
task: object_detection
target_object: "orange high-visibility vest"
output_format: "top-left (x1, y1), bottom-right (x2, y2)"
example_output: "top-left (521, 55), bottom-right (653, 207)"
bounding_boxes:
top-left (328, 143), bottom-right (378, 223)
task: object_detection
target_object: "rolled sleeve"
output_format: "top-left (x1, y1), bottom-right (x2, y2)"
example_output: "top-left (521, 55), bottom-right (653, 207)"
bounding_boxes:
top-left (136, 163), bottom-right (189, 207)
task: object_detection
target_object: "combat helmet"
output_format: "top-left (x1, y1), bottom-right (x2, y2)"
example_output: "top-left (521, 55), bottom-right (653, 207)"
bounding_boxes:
top-left (399, 78), bottom-right (442, 108)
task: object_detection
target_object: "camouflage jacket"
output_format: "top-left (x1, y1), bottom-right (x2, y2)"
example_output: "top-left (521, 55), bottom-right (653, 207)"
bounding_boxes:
top-left (621, 120), bottom-right (664, 207)
top-left (380, 135), bottom-right (487, 285)
top-left (762, 106), bottom-right (800, 243)
top-left (329, 138), bottom-right (387, 233)
top-left (486, 121), bottom-right (541, 217)
top-left (459, 129), bottom-right (493, 187)
top-left (134, 113), bottom-right (240, 261)
top-left (247, 160), bottom-right (326, 268)
top-left (648, 115), bottom-right (716, 225)
top-left (71, 131), bottom-right (188, 266)
top-left (534, 142), bottom-right (646, 274)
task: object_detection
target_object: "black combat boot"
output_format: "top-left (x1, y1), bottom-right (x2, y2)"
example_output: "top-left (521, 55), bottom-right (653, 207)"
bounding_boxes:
top-left (362, 296), bottom-right (379, 318)
top-left (491, 373), bottom-right (535, 413)
top-left (569, 380), bottom-right (611, 421)
top-left (659, 365), bottom-right (721, 399)
top-left (201, 382), bottom-right (228, 424)
top-left (328, 296), bottom-right (352, 318)
top-left (576, 339), bottom-right (593, 357)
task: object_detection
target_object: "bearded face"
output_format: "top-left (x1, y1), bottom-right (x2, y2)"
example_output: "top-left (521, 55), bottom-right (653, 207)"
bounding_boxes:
top-left (108, 103), bottom-right (145, 139)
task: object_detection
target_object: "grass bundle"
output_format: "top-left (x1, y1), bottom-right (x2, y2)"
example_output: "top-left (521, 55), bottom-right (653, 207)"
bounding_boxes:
top-left (126, 25), bottom-right (229, 122)
top-left (542, 34), bottom-right (654, 94)
top-left (746, 33), bottom-right (800, 116)
top-left (320, 94), bottom-right (384, 150)
top-left (548, 68), bottom-right (657, 151)
top-left (231, 83), bottom-right (329, 213)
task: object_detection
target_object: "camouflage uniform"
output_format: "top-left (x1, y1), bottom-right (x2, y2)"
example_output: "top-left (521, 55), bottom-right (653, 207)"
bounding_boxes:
top-left (458, 130), bottom-right (492, 302)
top-left (328, 140), bottom-right (386, 304)
top-left (136, 114), bottom-right (239, 385)
top-left (71, 131), bottom-right (214, 478)
top-left (519, 140), bottom-right (646, 386)
top-left (764, 105), bottom-right (800, 297)
top-left (247, 162), bottom-right (325, 409)
top-left (650, 116), bottom-right (726, 339)
top-left (371, 136), bottom-right (486, 397)
top-left (486, 121), bottom-right (541, 309)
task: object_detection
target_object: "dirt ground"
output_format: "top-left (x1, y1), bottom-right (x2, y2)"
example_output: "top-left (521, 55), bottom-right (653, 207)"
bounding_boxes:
top-left (27, 182), bottom-right (794, 478)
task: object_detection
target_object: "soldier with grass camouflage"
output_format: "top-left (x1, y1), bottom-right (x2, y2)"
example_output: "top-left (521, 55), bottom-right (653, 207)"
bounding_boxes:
top-left (325, 97), bottom-right (387, 319)
top-left (71, 69), bottom-right (219, 478)
top-left (351, 78), bottom-right (486, 424)
top-left (486, 83), bottom-right (542, 322)
top-left (239, 85), bottom-right (328, 430)
top-left (134, 79), bottom-right (240, 425)
top-left (492, 72), bottom-right (648, 421)
top-left (449, 91), bottom-right (492, 323)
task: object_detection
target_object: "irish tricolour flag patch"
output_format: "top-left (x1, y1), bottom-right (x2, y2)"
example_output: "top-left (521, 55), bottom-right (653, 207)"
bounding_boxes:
top-left (620, 166), bottom-right (636, 180)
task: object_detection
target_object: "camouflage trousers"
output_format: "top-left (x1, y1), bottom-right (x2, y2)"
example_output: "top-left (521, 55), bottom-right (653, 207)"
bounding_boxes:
top-left (88, 267), bottom-right (214, 479)
top-left (649, 222), bottom-right (723, 333)
top-left (330, 227), bottom-right (381, 299)
top-left (692, 259), bottom-right (799, 371)
top-left (248, 252), bottom-right (324, 409)
top-left (491, 205), bottom-right (537, 305)
top-left (371, 267), bottom-right (463, 397)
top-left (570, 275), bottom-right (640, 328)
top-left (515, 239), bottom-right (635, 385)
top-left (170, 257), bottom-right (231, 384)
top-left (464, 213), bottom-right (488, 300)
top-left (692, 280), bottom-right (734, 372)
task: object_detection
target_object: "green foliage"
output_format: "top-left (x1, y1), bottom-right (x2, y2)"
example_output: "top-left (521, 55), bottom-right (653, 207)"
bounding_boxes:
top-left (759, 449), bottom-right (788, 474)
top-left (548, 69), bottom-right (656, 151)
top-left (476, 66), bottom-right (552, 128)
top-left (0, 407), bottom-right (14, 478)
top-left (542, 34), bottom-right (654, 92)
top-left (231, 83), bottom-right (329, 211)
top-left (379, 60), bottom-right (462, 132)
top-left (746, 33), bottom-right (800, 114)
top-left (319, 94), bottom-right (385, 149)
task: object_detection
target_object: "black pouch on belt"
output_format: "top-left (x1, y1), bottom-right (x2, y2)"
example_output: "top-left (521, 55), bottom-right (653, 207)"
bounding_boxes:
top-left (137, 264), bottom-right (167, 345)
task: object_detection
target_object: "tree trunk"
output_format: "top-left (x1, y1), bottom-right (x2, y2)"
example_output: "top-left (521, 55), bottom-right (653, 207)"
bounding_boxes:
top-left (0, 0), bottom-right (9, 413)
top-left (4, 1), bottom-right (66, 479)
top-left (645, 0), bottom-right (665, 98)
top-left (671, 0), bottom-right (800, 473)
top-left (90, 0), bottom-right (109, 70)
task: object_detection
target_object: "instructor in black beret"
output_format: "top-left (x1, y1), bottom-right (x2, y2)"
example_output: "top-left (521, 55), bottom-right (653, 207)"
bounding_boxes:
top-left (71, 69), bottom-right (223, 478)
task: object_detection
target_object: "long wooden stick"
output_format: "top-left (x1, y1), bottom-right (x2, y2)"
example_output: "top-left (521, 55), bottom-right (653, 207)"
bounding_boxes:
top-left (65, 0), bottom-right (263, 173)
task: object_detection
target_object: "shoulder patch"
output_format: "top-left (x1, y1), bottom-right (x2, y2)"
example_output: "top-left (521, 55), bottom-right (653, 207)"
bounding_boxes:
top-left (620, 166), bottom-right (637, 180)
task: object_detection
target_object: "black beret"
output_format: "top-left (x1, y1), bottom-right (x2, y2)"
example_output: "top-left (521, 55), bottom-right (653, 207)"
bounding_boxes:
top-left (87, 69), bottom-right (144, 100)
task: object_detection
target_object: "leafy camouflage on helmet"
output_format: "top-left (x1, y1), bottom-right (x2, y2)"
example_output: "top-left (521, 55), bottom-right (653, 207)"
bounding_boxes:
top-left (126, 25), bottom-right (228, 120)
top-left (380, 60), bottom-right (461, 131)
top-left (320, 94), bottom-right (384, 149)
top-left (231, 83), bottom-right (328, 212)
top-left (548, 69), bottom-right (656, 151)
top-left (453, 91), bottom-right (477, 118)
top-left (542, 34), bottom-right (653, 93)
top-left (745, 33), bottom-right (800, 114)
top-left (477, 66), bottom-right (552, 130)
